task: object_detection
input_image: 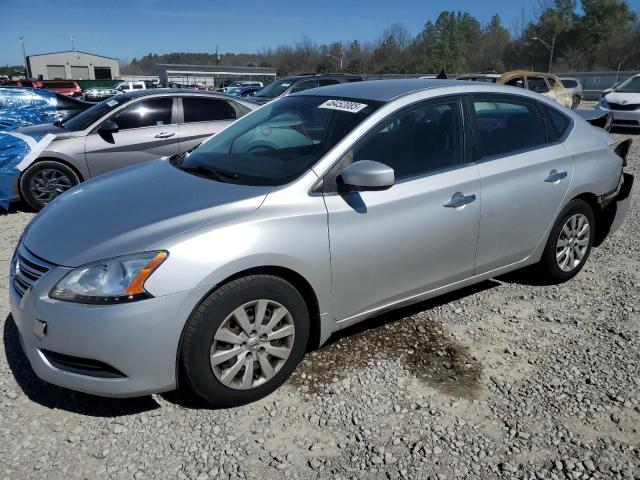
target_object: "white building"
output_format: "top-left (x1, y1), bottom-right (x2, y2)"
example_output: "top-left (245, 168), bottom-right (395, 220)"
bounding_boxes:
top-left (26, 51), bottom-right (120, 80)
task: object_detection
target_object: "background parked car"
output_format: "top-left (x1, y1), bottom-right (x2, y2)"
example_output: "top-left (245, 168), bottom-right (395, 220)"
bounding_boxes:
top-left (499, 71), bottom-right (573, 108)
top-left (7, 89), bottom-right (258, 210)
top-left (220, 81), bottom-right (264, 93)
top-left (3, 79), bottom-right (83, 97)
top-left (81, 87), bottom-right (122, 103)
top-left (560, 77), bottom-right (584, 108)
top-left (114, 81), bottom-right (147, 92)
top-left (597, 73), bottom-right (640, 129)
top-left (456, 72), bottom-right (502, 83)
top-left (0, 88), bottom-right (91, 130)
top-left (252, 74), bottom-right (362, 103)
top-left (227, 86), bottom-right (262, 97)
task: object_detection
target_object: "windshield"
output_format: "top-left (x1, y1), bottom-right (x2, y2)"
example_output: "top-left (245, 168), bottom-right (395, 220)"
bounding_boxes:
top-left (62, 97), bottom-right (129, 131)
top-left (562, 79), bottom-right (578, 88)
top-left (178, 96), bottom-right (382, 186)
top-left (615, 76), bottom-right (640, 93)
top-left (254, 79), bottom-right (295, 99)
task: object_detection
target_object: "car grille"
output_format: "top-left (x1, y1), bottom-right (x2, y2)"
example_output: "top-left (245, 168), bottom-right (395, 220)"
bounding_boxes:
top-left (10, 245), bottom-right (52, 299)
top-left (608, 102), bottom-right (640, 111)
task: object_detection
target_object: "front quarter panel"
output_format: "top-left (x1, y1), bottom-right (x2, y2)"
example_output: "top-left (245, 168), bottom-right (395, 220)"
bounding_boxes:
top-left (144, 172), bottom-right (332, 317)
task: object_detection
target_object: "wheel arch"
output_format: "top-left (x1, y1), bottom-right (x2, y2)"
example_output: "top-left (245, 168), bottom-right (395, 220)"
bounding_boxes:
top-left (570, 192), bottom-right (607, 246)
top-left (18, 156), bottom-right (85, 195)
top-left (175, 265), bottom-right (323, 388)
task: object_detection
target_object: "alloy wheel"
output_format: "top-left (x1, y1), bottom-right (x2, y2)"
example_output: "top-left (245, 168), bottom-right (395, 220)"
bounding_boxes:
top-left (210, 299), bottom-right (296, 390)
top-left (555, 213), bottom-right (590, 272)
top-left (29, 168), bottom-right (73, 203)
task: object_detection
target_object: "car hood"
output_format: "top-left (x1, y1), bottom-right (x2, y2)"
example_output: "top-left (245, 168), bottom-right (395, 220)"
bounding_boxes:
top-left (604, 91), bottom-right (640, 104)
top-left (23, 160), bottom-right (271, 267)
top-left (15, 123), bottom-right (81, 140)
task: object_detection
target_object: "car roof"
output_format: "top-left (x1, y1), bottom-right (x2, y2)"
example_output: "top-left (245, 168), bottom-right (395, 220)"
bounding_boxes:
top-left (292, 79), bottom-right (476, 102)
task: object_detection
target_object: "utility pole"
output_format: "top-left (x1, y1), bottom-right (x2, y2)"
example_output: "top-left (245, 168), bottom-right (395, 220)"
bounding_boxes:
top-left (71, 35), bottom-right (75, 51)
top-left (532, 24), bottom-right (557, 73)
top-left (19, 36), bottom-right (28, 78)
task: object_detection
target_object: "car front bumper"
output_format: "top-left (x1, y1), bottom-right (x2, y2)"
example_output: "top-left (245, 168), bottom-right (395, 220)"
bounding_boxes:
top-left (597, 105), bottom-right (640, 128)
top-left (9, 248), bottom-right (207, 397)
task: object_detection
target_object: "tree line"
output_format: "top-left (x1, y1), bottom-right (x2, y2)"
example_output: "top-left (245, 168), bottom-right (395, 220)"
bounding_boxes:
top-left (124, 0), bottom-right (639, 76)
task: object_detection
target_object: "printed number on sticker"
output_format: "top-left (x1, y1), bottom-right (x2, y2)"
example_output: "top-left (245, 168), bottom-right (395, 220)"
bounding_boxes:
top-left (319, 100), bottom-right (368, 113)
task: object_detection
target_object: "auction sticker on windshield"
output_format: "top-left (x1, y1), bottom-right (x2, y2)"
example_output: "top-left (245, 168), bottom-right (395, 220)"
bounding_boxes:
top-left (319, 99), bottom-right (368, 113)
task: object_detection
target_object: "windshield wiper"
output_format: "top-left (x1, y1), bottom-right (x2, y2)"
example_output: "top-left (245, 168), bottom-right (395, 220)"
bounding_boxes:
top-left (179, 164), bottom-right (239, 182)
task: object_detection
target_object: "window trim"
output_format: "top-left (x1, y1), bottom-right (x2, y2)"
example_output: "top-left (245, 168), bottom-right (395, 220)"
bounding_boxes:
top-left (468, 93), bottom-right (561, 163)
top-left (317, 94), bottom-right (469, 195)
top-left (287, 79), bottom-right (318, 95)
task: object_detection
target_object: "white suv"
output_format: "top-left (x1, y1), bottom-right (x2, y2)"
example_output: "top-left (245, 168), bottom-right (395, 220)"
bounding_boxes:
top-left (115, 81), bottom-right (147, 92)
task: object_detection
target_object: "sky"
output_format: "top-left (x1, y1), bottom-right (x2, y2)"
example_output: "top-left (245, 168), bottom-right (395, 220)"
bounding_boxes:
top-left (1, 0), bottom-right (639, 66)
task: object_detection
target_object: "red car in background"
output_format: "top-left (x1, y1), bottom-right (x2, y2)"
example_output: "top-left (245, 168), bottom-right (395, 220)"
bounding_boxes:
top-left (3, 79), bottom-right (83, 97)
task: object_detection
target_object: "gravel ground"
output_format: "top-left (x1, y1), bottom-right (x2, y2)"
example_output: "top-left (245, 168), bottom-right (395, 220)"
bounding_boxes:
top-left (1, 130), bottom-right (639, 480)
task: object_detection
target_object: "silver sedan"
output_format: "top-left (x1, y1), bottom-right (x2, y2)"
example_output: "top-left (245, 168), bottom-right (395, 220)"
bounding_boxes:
top-left (10, 80), bottom-right (633, 407)
top-left (8, 89), bottom-right (257, 210)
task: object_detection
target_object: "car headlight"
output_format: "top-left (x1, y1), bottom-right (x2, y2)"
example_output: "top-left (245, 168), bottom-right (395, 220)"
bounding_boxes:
top-left (50, 251), bottom-right (167, 304)
top-left (599, 98), bottom-right (609, 108)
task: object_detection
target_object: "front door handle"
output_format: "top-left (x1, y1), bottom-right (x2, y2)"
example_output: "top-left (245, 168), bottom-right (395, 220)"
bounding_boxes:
top-left (154, 132), bottom-right (175, 139)
top-left (443, 192), bottom-right (477, 208)
top-left (544, 169), bottom-right (568, 183)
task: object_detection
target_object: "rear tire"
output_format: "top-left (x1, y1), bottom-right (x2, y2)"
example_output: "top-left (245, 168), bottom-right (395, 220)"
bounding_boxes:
top-left (19, 160), bottom-right (80, 211)
top-left (180, 275), bottom-right (309, 408)
top-left (571, 96), bottom-right (581, 109)
top-left (530, 199), bottom-right (595, 284)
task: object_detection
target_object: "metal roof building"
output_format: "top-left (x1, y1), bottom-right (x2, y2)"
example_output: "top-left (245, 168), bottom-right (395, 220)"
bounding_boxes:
top-left (26, 51), bottom-right (120, 80)
top-left (157, 63), bottom-right (278, 87)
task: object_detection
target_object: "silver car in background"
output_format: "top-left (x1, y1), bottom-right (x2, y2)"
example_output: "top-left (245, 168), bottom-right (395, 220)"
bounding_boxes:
top-left (10, 89), bottom-right (257, 210)
top-left (597, 74), bottom-right (640, 130)
top-left (10, 80), bottom-right (633, 407)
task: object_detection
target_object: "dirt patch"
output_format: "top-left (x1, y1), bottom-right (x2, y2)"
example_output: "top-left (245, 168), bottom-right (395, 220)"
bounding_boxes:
top-left (289, 314), bottom-right (483, 398)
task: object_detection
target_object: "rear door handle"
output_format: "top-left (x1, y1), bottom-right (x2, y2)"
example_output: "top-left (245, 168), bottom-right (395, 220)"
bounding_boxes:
top-left (544, 169), bottom-right (568, 183)
top-left (154, 132), bottom-right (175, 139)
top-left (444, 193), bottom-right (477, 208)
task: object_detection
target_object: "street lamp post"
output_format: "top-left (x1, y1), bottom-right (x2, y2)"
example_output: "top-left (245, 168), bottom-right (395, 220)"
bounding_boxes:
top-left (325, 53), bottom-right (343, 71)
top-left (532, 30), bottom-right (556, 73)
top-left (19, 36), bottom-right (28, 77)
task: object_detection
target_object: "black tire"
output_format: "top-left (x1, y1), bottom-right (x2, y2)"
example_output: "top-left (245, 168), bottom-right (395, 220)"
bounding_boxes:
top-left (531, 199), bottom-right (595, 284)
top-left (180, 275), bottom-right (310, 408)
top-left (20, 160), bottom-right (80, 211)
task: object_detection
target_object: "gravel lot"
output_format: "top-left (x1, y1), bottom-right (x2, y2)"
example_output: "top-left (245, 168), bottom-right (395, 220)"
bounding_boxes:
top-left (1, 130), bottom-right (639, 480)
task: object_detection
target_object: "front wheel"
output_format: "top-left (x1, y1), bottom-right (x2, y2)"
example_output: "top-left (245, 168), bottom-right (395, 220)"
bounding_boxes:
top-left (19, 160), bottom-right (80, 211)
top-left (180, 275), bottom-right (309, 407)
top-left (531, 199), bottom-right (595, 284)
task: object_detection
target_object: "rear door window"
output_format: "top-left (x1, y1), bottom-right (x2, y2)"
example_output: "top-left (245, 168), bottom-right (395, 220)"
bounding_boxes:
top-left (182, 97), bottom-right (237, 123)
top-left (472, 96), bottom-right (547, 158)
top-left (318, 79), bottom-right (340, 87)
top-left (111, 97), bottom-right (174, 130)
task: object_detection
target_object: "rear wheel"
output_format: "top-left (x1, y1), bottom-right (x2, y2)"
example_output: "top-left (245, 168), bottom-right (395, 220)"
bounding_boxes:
top-left (531, 199), bottom-right (595, 284)
top-left (180, 275), bottom-right (309, 407)
top-left (20, 160), bottom-right (80, 211)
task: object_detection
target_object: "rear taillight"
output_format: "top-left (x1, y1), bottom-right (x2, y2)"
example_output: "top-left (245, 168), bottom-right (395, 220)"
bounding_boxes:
top-left (613, 139), bottom-right (632, 167)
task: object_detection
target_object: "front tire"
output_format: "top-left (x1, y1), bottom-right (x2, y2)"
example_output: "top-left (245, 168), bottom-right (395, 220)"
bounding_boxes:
top-left (180, 275), bottom-right (309, 407)
top-left (19, 160), bottom-right (80, 211)
top-left (532, 199), bottom-right (595, 284)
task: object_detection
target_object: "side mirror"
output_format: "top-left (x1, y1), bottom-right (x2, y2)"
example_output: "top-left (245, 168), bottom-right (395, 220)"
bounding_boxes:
top-left (99, 120), bottom-right (119, 134)
top-left (339, 160), bottom-right (394, 191)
